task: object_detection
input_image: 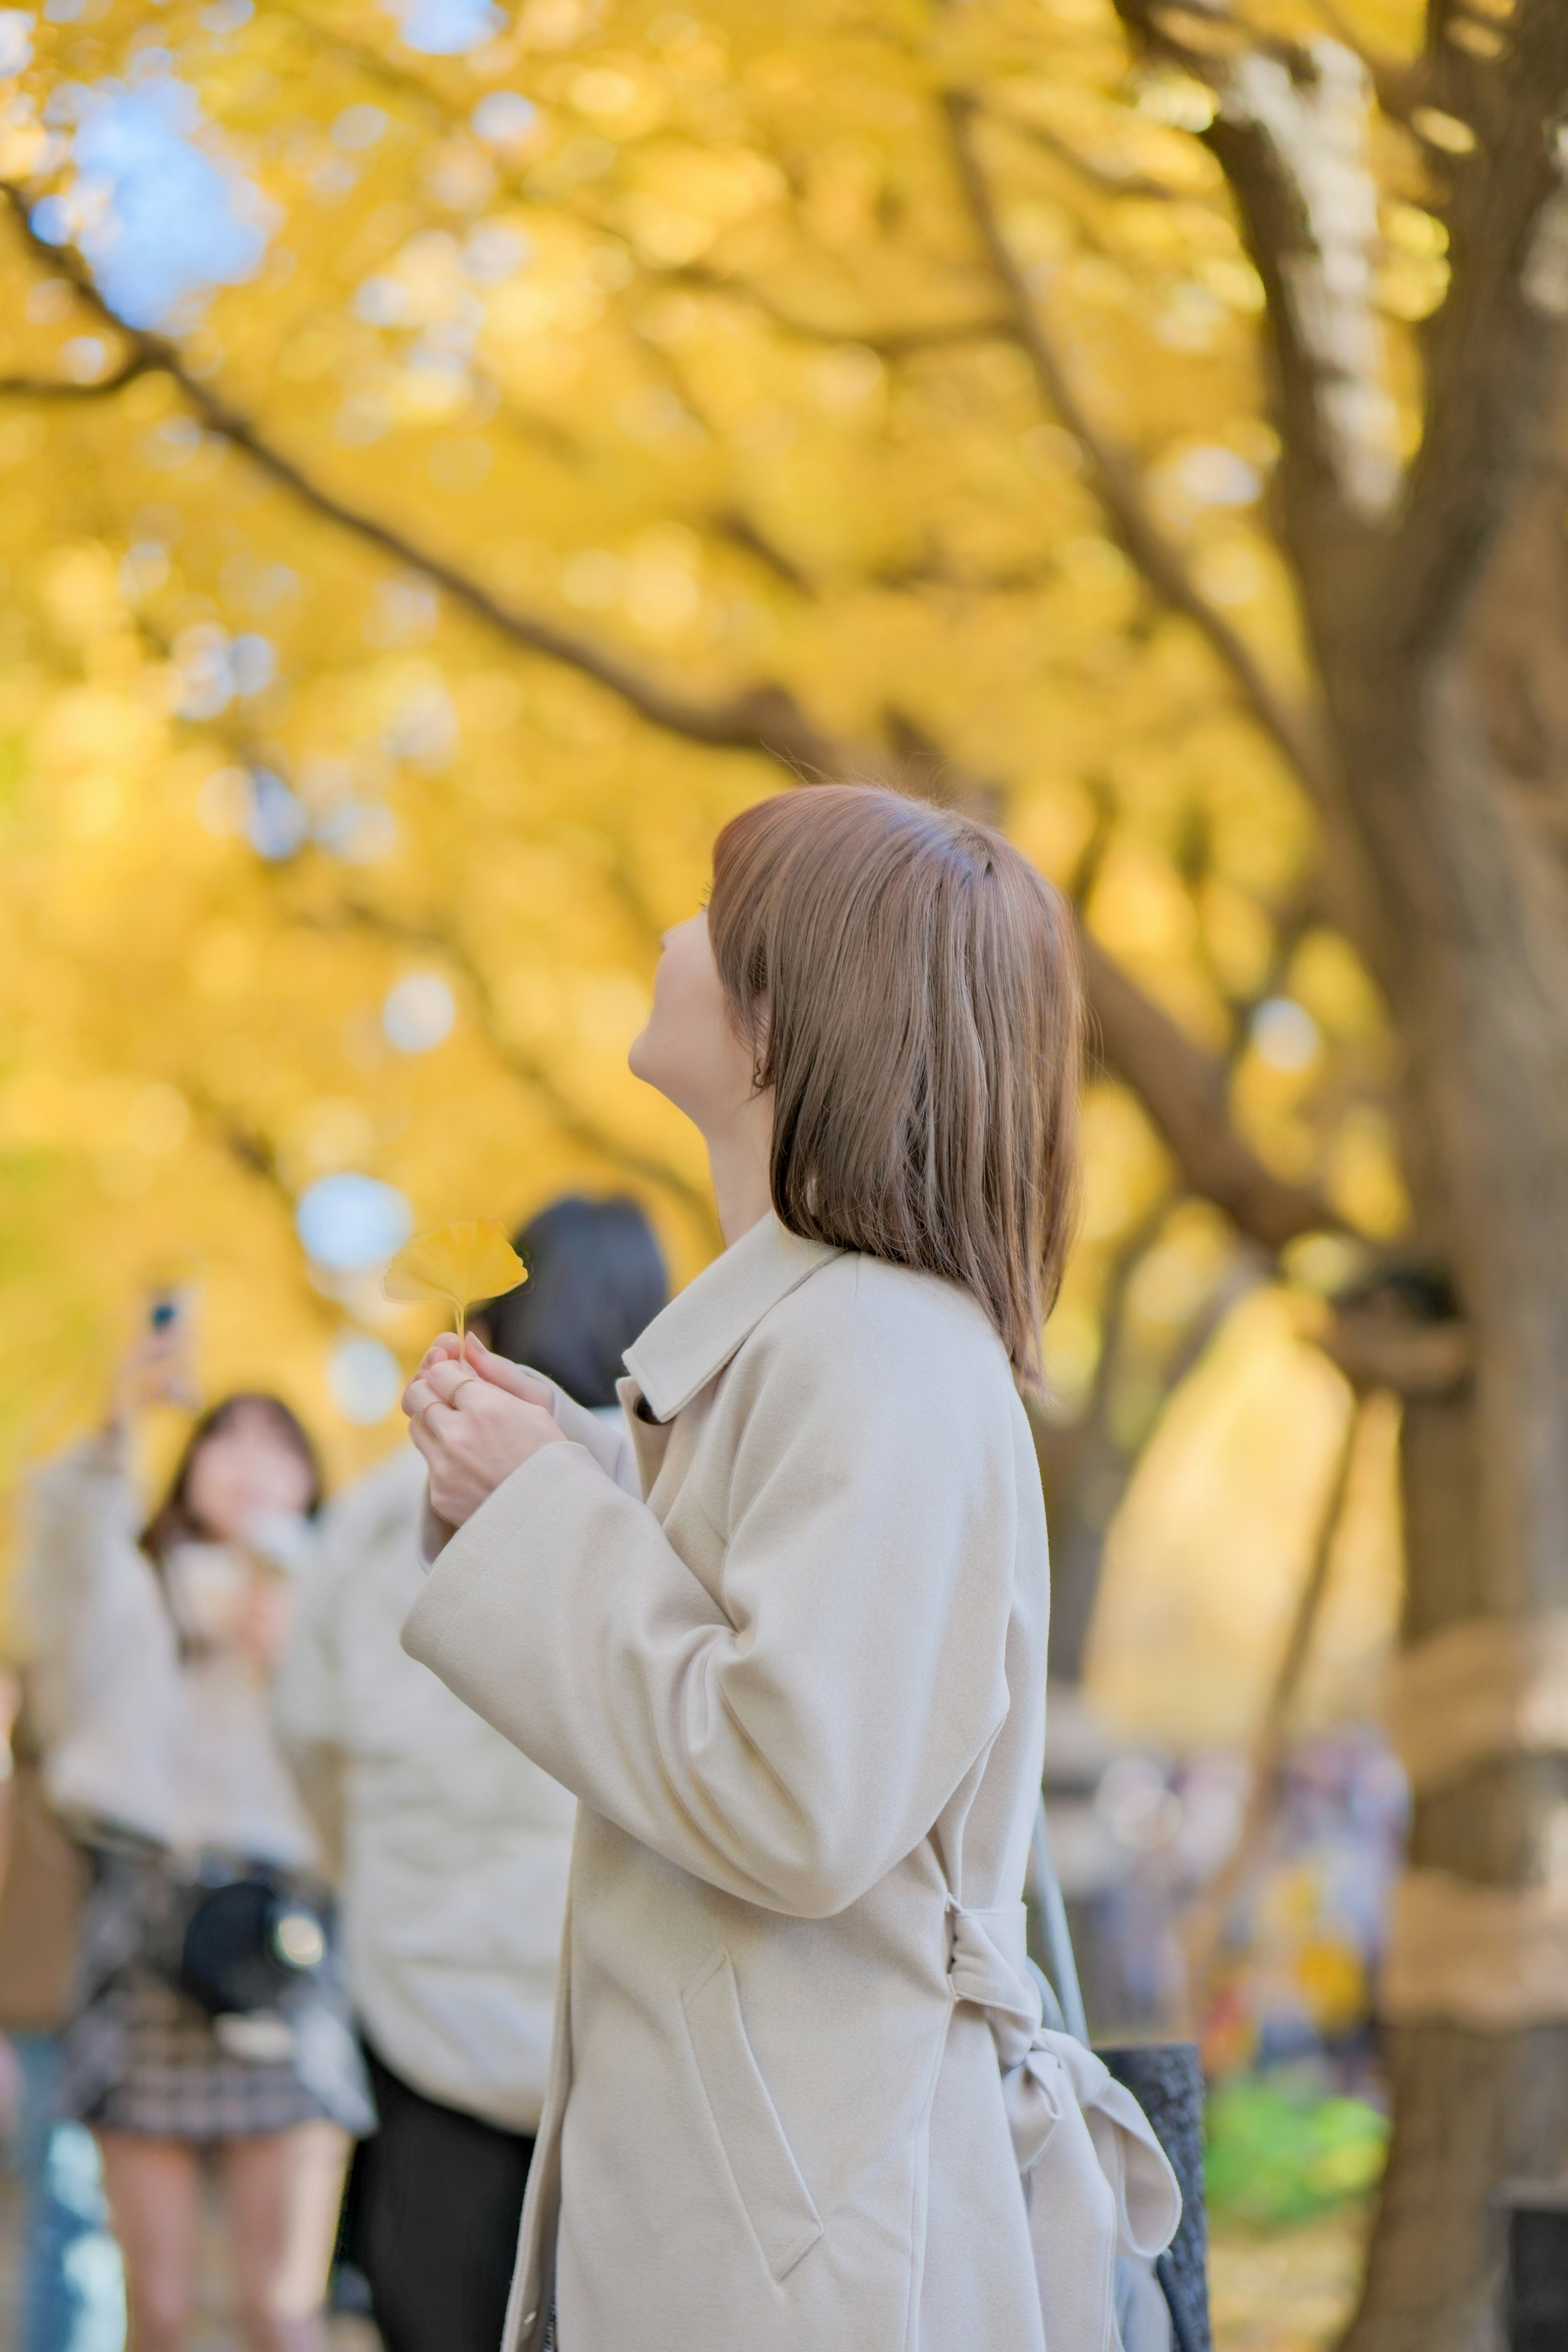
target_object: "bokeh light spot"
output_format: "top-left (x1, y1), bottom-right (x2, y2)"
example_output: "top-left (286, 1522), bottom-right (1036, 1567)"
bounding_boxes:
top-left (327, 1333), bottom-right (405, 1423)
top-left (1252, 997), bottom-right (1321, 1072)
top-left (296, 1173), bottom-right (413, 1273)
top-left (383, 973), bottom-right (456, 1054)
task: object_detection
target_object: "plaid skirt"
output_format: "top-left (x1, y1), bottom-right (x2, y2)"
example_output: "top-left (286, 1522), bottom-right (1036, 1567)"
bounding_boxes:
top-left (85, 1971), bottom-right (327, 2138)
top-left (61, 1834), bottom-right (374, 2143)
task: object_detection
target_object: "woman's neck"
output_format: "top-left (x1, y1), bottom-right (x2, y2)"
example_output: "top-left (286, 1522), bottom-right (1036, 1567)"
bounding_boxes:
top-left (704, 1090), bottom-right (775, 1247)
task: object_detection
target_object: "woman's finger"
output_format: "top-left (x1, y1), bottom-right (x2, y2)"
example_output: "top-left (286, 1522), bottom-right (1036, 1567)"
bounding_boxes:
top-left (461, 1335), bottom-right (555, 1410)
top-left (422, 1358), bottom-right (481, 1407)
top-left (403, 1374), bottom-right (456, 1422)
top-left (409, 1405), bottom-right (445, 1451)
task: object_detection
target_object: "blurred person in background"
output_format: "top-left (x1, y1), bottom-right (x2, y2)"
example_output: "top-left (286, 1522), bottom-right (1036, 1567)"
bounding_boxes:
top-left (0, 1673), bottom-right (124, 2352)
top-left (15, 1315), bottom-right (373, 2352)
top-left (276, 1193), bottom-right (667, 2352)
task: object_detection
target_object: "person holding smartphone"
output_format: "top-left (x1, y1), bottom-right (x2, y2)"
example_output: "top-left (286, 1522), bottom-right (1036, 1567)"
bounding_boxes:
top-left (15, 1305), bottom-right (372, 2352)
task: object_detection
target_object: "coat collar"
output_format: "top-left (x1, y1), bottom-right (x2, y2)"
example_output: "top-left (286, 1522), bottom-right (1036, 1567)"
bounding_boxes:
top-left (623, 1213), bottom-right (842, 1422)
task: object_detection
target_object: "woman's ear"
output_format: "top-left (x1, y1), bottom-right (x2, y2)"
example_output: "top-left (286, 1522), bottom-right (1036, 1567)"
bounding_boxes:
top-left (749, 991), bottom-right (771, 1092)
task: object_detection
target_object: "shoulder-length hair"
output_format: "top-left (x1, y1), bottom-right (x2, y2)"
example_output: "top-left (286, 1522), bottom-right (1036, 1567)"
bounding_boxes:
top-left (141, 1393), bottom-right (325, 1565)
top-left (708, 785), bottom-right (1082, 1387)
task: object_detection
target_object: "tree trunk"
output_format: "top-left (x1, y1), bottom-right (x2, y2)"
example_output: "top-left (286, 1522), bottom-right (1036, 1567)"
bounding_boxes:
top-left (1332, 410), bottom-right (1568, 2349)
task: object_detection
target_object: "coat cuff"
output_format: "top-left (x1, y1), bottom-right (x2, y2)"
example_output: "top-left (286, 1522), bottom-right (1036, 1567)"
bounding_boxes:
top-left (413, 1373), bottom-right (631, 1569)
top-left (403, 1439), bottom-right (594, 1658)
top-left (417, 1490), bottom-right (457, 1569)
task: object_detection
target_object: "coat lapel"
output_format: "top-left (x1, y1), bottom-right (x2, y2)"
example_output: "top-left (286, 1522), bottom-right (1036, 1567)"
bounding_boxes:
top-left (622, 1213), bottom-right (842, 1423)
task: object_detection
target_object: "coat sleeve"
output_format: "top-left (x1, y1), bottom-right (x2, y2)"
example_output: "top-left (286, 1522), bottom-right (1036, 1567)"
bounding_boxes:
top-left (417, 1377), bottom-right (642, 1567)
top-left (15, 1433), bottom-right (181, 1839)
top-left (270, 1558), bottom-right (348, 1882)
top-left (272, 1526), bottom-right (344, 1757)
top-left (402, 1284), bottom-right (1018, 1917)
top-left (17, 1426), bottom-right (124, 1633)
top-left (548, 1387), bottom-right (640, 1492)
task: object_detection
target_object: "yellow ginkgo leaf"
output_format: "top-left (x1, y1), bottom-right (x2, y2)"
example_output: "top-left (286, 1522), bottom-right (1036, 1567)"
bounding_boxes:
top-left (382, 1218), bottom-right (528, 1337)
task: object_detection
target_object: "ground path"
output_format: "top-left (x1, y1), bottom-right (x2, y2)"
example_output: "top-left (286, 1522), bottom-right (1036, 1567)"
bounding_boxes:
top-left (0, 2157), bottom-right (1367, 2348)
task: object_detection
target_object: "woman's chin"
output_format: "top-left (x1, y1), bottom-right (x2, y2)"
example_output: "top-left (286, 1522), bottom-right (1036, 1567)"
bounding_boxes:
top-left (628, 1030), bottom-right (675, 1099)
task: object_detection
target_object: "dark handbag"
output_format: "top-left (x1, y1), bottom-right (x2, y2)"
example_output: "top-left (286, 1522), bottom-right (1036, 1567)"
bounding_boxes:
top-left (1029, 1800), bottom-right (1213, 2352)
top-left (176, 1866), bottom-right (329, 2018)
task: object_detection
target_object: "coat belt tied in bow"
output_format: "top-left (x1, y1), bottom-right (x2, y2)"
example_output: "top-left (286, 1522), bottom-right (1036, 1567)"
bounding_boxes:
top-left (947, 1901), bottom-right (1182, 2352)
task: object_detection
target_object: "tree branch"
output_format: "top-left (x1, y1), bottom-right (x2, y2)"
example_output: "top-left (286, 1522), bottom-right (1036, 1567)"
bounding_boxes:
top-left (1112, 0), bottom-right (1568, 657)
top-left (1392, 0), bottom-right (1568, 644)
top-left (185, 1085), bottom-right (342, 1331)
top-left (1303, 0), bottom-right (1424, 123)
top-left (1180, 1399), bottom-right (1362, 2019)
top-left (1082, 930), bottom-right (1341, 1247)
top-left (661, 261), bottom-right (1012, 358)
top-left (1103, 0), bottom-right (1409, 635)
top-left (303, 895), bottom-right (723, 1248)
top-left (0, 355), bottom-right (147, 399)
top-left (178, 385), bottom-right (838, 767)
top-left (942, 92), bottom-right (1335, 809)
top-left (1038, 1195), bottom-right (1265, 1676)
top-left (869, 705), bottom-right (1338, 1241)
top-left (1322, 1300), bottom-right (1472, 1396)
top-left (712, 508), bottom-right (815, 596)
top-left (0, 184), bottom-right (844, 778)
top-left (991, 107), bottom-right (1181, 202)
top-left (0, 183), bottom-right (1332, 1261)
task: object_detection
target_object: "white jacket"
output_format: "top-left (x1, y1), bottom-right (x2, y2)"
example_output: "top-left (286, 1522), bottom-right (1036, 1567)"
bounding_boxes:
top-left (276, 1445), bottom-right (578, 2132)
top-left (18, 1431), bottom-right (316, 1870)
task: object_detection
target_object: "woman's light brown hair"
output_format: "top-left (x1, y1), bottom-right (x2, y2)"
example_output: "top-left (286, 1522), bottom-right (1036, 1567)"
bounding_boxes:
top-left (708, 785), bottom-right (1082, 1386)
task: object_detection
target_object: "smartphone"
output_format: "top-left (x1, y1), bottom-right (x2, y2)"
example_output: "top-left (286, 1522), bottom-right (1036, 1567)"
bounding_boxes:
top-left (147, 1288), bottom-right (185, 1337)
top-left (140, 1283), bottom-right (199, 1408)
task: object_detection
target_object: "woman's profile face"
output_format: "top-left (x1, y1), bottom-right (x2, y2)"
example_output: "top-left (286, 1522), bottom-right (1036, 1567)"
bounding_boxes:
top-left (629, 912), bottom-right (757, 1133)
top-left (184, 1406), bottom-right (315, 1545)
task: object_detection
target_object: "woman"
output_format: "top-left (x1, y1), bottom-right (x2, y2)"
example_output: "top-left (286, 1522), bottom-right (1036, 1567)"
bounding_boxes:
top-left (400, 787), bottom-right (1180, 2352)
top-left (277, 1194), bottom-right (666, 2352)
top-left (19, 1334), bottom-right (372, 2352)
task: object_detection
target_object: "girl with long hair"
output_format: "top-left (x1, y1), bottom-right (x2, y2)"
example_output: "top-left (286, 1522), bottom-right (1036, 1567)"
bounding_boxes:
top-left (399, 786), bottom-right (1179, 2352)
top-left (20, 1336), bottom-right (372, 2352)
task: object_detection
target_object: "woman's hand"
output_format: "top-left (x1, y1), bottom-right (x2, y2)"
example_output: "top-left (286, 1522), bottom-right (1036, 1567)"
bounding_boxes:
top-left (403, 1333), bottom-right (565, 1529)
top-left (109, 1322), bottom-right (197, 1427)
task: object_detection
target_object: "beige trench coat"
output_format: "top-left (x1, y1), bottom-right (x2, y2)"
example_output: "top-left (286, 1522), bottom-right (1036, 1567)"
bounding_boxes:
top-left (403, 1215), bottom-right (1178, 2352)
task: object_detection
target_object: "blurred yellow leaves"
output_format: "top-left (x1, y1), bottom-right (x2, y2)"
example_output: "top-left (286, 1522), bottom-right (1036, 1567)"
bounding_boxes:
top-left (1380, 200), bottom-right (1450, 322)
top-left (1087, 1294), bottom-right (1403, 1747)
top-left (0, 1072), bottom-right (188, 1162)
top-left (37, 687), bottom-right (161, 843)
top-left (625, 144), bottom-right (784, 265)
top-left (0, 0), bottom-right (1417, 1668)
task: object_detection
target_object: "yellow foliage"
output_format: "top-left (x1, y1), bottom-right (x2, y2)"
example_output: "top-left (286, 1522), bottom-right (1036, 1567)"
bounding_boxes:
top-left (0, 0), bottom-right (1412, 1676)
top-left (384, 1218), bottom-right (528, 1335)
top-left (1085, 1295), bottom-right (1403, 1746)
